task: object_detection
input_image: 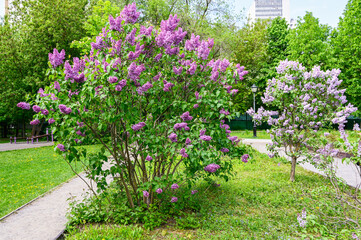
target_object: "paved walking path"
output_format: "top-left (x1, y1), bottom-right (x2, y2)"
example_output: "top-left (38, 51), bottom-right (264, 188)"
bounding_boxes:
top-left (0, 172), bottom-right (94, 240)
top-left (0, 142), bottom-right (54, 152)
top-left (0, 149), bottom-right (111, 240)
top-left (242, 139), bottom-right (361, 188)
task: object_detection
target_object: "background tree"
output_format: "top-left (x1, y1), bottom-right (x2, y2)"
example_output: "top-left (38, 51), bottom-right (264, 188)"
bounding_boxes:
top-left (232, 19), bottom-right (269, 113)
top-left (333, 0), bottom-right (361, 116)
top-left (0, 0), bottom-right (88, 137)
top-left (286, 12), bottom-right (335, 70)
top-left (266, 17), bottom-right (289, 76)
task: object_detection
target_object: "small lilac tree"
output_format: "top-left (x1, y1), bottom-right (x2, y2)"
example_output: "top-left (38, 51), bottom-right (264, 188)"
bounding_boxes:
top-left (18, 3), bottom-right (248, 207)
top-left (248, 60), bottom-right (356, 181)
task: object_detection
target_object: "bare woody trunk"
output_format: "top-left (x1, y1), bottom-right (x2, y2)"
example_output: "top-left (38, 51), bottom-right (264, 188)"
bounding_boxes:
top-left (290, 156), bottom-right (297, 182)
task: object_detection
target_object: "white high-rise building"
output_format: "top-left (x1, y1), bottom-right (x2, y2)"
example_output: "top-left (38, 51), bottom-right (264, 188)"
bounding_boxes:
top-left (248, 0), bottom-right (291, 26)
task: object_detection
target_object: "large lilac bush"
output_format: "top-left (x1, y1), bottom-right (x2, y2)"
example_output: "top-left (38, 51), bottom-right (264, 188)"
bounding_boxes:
top-left (248, 60), bottom-right (356, 181)
top-left (19, 3), bottom-right (248, 207)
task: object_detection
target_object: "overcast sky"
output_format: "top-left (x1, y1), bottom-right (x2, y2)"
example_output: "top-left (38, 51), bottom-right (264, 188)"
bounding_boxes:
top-left (234, 0), bottom-right (349, 28)
top-left (0, 0), bottom-right (350, 28)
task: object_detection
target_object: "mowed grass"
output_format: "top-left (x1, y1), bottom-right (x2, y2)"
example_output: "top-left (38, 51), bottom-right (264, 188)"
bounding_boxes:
top-left (231, 130), bottom-right (271, 139)
top-left (231, 129), bottom-right (361, 142)
top-left (66, 148), bottom-right (360, 239)
top-left (0, 145), bottom-right (100, 217)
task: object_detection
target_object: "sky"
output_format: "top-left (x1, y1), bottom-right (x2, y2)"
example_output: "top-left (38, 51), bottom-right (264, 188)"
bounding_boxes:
top-left (0, 0), bottom-right (350, 28)
top-left (234, 0), bottom-right (349, 28)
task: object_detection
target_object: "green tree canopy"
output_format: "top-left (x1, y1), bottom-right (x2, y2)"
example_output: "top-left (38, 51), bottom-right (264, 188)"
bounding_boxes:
top-left (0, 0), bottom-right (88, 136)
top-left (333, 0), bottom-right (361, 115)
top-left (286, 12), bottom-right (334, 70)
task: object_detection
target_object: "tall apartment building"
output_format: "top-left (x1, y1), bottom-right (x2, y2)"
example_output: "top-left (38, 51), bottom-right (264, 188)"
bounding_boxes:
top-left (248, 0), bottom-right (293, 27)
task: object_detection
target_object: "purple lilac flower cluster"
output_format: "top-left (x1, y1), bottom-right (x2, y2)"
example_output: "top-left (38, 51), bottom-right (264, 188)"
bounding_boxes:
top-left (204, 163), bottom-right (220, 173)
top-left (242, 154), bottom-right (249, 163)
top-left (180, 111), bottom-right (193, 121)
top-left (169, 133), bottom-right (177, 142)
top-left (132, 122), bottom-right (146, 131)
top-left (17, 102), bottom-right (30, 110)
top-left (156, 14), bottom-right (187, 55)
top-left (57, 144), bottom-right (66, 152)
top-left (180, 148), bottom-right (188, 158)
top-left (58, 104), bottom-right (72, 114)
top-left (174, 122), bottom-right (189, 131)
top-left (49, 48), bottom-right (65, 68)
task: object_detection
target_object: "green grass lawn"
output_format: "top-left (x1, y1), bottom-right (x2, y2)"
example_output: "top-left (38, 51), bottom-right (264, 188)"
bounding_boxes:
top-left (230, 130), bottom-right (271, 139)
top-left (65, 148), bottom-right (361, 239)
top-left (0, 145), bottom-right (100, 217)
top-left (231, 129), bottom-right (361, 143)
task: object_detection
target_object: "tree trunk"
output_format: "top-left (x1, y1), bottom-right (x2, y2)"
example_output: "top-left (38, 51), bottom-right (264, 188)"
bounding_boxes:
top-left (290, 156), bottom-right (297, 182)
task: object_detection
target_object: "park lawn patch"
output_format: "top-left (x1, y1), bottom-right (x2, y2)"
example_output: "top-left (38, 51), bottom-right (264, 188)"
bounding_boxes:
top-left (231, 129), bottom-right (360, 143)
top-left (64, 148), bottom-right (361, 239)
top-left (230, 130), bottom-right (271, 139)
top-left (0, 145), bottom-right (100, 218)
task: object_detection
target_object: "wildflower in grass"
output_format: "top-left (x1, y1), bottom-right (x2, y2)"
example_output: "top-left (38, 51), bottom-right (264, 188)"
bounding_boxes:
top-left (354, 123), bottom-right (360, 131)
top-left (171, 183), bottom-right (179, 189)
top-left (352, 233), bottom-right (360, 240)
top-left (57, 144), bottom-right (66, 152)
top-left (185, 138), bottom-right (192, 145)
top-left (146, 155), bottom-right (153, 161)
top-left (171, 197), bottom-right (178, 202)
top-left (297, 208), bottom-right (307, 227)
top-left (156, 188), bottom-right (163, 194)
top-left (204, 163), bottom-right (220, 173)
top-left (143, 191), bottom-right (149, 198)
top-left (191, 190), bottom-right (198, 194)
top-left (193, 104), bottom-right (199, 108)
